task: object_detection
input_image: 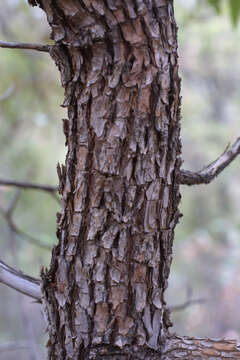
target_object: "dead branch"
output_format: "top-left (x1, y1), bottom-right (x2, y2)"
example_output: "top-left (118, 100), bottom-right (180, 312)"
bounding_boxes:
top-left (179, 137), bottom-right (240, 185)
top-left (0, 259), bottom-right (41, 302)
top-left (0, 179), bottom-right (57, 193)
top-left (0, 40), bottom-right (50, 53)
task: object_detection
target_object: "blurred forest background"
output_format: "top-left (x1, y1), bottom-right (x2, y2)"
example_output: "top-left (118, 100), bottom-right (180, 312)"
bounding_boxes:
top-left (0, 0), bottom-right (240, 358)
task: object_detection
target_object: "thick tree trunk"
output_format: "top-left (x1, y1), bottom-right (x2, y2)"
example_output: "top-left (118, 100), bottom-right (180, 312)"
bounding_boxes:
top-left (26, 0), bottom-right (240, 359)
top-left (30, 0), bottom-right (191, 358)
top-left (37, 0), bottom-right (181, 358)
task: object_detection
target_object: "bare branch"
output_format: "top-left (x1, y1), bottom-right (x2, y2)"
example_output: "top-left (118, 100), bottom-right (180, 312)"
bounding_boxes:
top-left (169, 286), bottom-right (206, 312)
top-left (0, 179), bottom-right (57, 193)
top-left (0, 84), bottom-right (15, 102)
top-left (0, 40), bottom-right (50, 53)
top-left (0, 260), bottom-right (41, 302)
top-left (170, 297), bottom-right (206, 312)
top-left (179, 137), bottom-right (240, 185)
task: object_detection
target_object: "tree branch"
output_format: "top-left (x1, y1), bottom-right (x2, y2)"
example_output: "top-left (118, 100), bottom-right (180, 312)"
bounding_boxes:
top-left (0, 40), bottom-right (50, 53)
top-left (0, 260), bottom-right (41, 302)
top-left (169, 285), bottom-right (206, 312)
top-left (163, 335), bottom-right (240, 359)
top-left (0, 193), bottom-right (52, 250)
top-left (170, 297), bottom-right (206, 312)
top-left (179, 137), bottom-right (240, 185)
top-left (0, 179), bottom-right (57, 193)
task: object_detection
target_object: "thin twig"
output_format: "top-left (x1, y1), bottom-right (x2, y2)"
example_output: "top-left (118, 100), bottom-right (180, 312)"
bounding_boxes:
top-left (0, 179), bottom-right (57, 193)
top-left (170, 298), bottom-right (206, 312)
top-left (0, 84), bottom-right (15, 102)
top-left (169, 286), bottom-right (206, 312)
top-left (0, 197), bottom-right (52, 251)
top-left (7, 189), bottom-right (21, 217)
top-left (179, 137), bottom-right (240, 185)
top-left (0, 40), bottom-right (50, 53)
top-left (0, 259), bottom-right (41, 302)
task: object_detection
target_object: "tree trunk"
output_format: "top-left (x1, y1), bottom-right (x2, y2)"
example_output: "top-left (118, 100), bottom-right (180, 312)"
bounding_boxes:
top-left (38, 0), bottom-right (181, 358)
top-left (26, 0), bottom-right (240, 359)
top-left (29, 0), bottom-right (229, 358)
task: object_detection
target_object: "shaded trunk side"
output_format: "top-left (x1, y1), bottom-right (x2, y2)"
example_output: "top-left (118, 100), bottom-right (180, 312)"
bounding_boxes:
top-left (37, 1), bottom-right (182, 359)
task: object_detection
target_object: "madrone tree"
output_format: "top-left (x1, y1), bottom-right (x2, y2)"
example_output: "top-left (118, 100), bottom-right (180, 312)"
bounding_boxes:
top-left (1, 0), bottom-right (240, 359)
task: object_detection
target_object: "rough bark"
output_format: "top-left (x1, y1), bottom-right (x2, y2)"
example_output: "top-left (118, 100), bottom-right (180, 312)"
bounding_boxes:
top-left (35, 1), bottom-right (181, 358)
top-left (27, 0), bottom-right (240, 359)
top-left (162, 336), bottom-right (240, 360)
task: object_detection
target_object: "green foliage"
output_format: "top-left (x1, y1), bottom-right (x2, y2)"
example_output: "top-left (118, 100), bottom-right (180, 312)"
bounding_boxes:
top-left (207, 0), bottom-right (240, 26)
top-left (208, 0), bottom-right (221, 13)
top-left (229, 0), bottom-right (240, 26)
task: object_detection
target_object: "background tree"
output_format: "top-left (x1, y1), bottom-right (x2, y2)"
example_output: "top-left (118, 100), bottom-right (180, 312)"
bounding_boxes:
top-left (0, 0), bottom-right (240, 358)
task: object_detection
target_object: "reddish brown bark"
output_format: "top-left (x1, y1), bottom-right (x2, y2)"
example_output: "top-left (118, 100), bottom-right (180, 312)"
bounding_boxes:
top-left (26, 0), bottom-right (240, 359)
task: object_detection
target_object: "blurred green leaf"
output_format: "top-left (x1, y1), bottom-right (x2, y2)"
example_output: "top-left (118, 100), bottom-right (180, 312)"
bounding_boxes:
top-left (229, 0), bottom-right (240, 26)
top-left (207, 0), bottom-right (221, 13)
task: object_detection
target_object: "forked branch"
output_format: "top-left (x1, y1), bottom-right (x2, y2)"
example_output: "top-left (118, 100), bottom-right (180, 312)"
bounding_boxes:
top-left (0, 41), bottom-right (50, 53)
top-left (179, 137), bottom-right (240, 185)
top-left (0, 260), bottom-right (41, 302)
